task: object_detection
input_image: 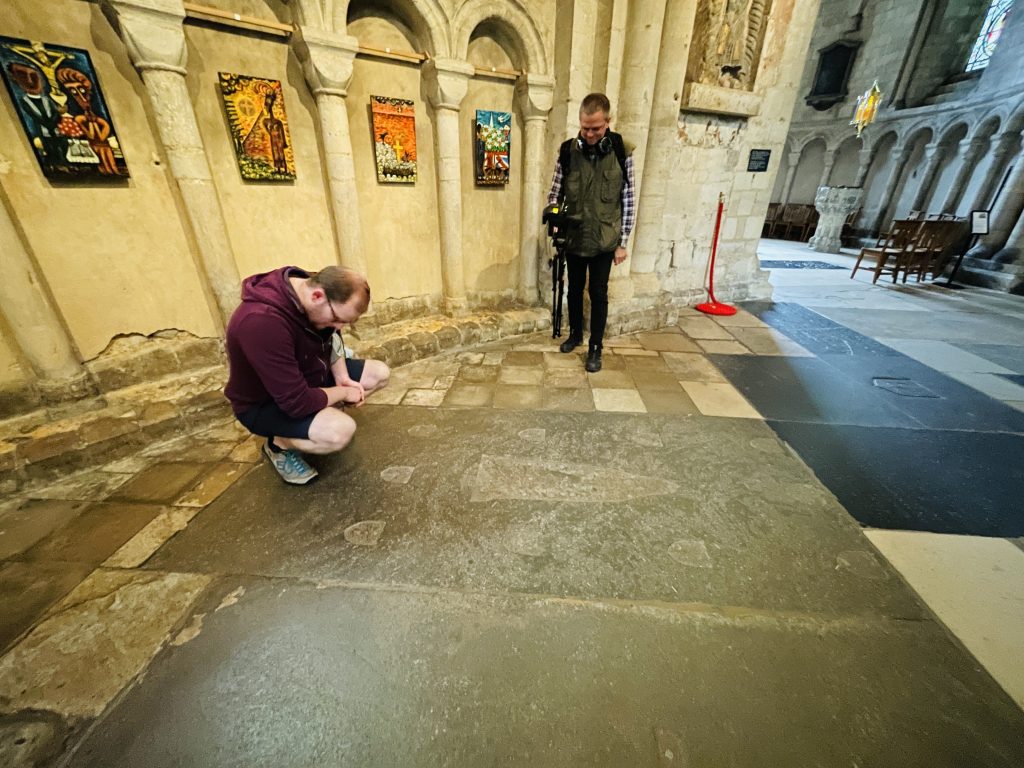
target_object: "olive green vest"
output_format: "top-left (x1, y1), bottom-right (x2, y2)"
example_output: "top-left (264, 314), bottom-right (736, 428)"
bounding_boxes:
top-left (561, 139), bottom-right (627, 258)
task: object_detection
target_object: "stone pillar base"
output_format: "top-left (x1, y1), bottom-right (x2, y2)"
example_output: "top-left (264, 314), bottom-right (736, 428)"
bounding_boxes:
top-left (37, 371), bottom-right (98, 405)
top-left (444, 297), bottom-right (469, 316)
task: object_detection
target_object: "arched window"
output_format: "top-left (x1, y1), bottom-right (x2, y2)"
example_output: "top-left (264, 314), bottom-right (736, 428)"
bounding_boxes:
top-left (966, 0), bottom-right (1014, 72)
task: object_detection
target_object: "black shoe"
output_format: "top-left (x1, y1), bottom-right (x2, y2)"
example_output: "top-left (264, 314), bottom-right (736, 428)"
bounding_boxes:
top-left (585, 348), bottom-right (602, 373)
top-left (559, 334), bottom-right (583, 353)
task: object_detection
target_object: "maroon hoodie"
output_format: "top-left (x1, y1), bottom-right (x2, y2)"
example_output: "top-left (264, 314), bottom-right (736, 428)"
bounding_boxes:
top-left (224, 267), bottom-right (333, 417)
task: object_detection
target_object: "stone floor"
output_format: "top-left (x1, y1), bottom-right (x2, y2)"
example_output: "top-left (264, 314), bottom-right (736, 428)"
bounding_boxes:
top-left (1, 239), bottom-right (1023, 766)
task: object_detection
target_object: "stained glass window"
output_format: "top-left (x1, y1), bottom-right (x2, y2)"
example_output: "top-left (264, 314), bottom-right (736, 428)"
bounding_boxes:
top-left (966, 0), bottom-right (1014, 72)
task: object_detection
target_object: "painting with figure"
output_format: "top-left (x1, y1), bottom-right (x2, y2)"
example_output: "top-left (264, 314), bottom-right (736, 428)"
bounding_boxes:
top-left (371, 95), bottom-right (417, 183)
top-left (474, 109), bottom-right (511, 186)
top-left (219, 73), bottom-right (296, 181)
top-left (0, 36), bottom-right (129, 178)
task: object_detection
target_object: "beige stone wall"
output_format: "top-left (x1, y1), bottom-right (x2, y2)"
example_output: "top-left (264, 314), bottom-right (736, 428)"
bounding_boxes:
top-left (184, 17), bottom-right (338, 278)
top-left (0, 0), bottom-right (220, 361)
top-left (0, 325), bottom-right (26, 389)
top-left (346, 16), bottom-right (443, 307)
top-left (461, 37), bottom-right (521, 304)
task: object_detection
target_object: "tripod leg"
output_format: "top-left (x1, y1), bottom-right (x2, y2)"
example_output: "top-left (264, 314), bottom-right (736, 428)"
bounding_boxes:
top-left (550, 256), bottom-right (559, 338)
top-left (555, 254), bottom-right (565, 338)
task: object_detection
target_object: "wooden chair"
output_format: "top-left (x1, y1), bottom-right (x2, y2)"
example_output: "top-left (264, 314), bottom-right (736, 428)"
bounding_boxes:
top-left (781, 205), bottom-right (814, 241)
top-left (761, 202), bottom-right (781, 237)
top-left (850, 219), bottom-right (921, 283)
top-left (840, 207), bottom-right (862, 247)
top-left (906, 219), bottom-right (967, 282)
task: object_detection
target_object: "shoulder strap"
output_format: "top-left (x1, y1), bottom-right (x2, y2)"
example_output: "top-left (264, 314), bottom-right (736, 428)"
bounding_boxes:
top-left (558, 138), bottom-right (573, 179)
top-left (608, 132), bottom-right (631, 176)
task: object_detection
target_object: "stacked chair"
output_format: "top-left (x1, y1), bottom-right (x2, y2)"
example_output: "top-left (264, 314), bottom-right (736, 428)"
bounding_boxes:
top-left (763, 203), bottom-right (819, 241)
top-left (850, 216), bottom-right (968, 284)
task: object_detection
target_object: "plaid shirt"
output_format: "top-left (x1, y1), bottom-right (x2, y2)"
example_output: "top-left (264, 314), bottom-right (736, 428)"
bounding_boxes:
top-left (547, 152), bottom-right (636, 248)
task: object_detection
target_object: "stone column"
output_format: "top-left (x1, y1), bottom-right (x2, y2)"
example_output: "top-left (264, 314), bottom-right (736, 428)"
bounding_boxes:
top-left (779, 151), bottom-right (801, 205)
top-left (563, 0), bottom-right (598, 139)
top-left (870, 144), bottom-right (913, 234)
top-left (967, 140), bottom-right (1024, 260)
top-left (0, 195), bottom-right (93, 399)
top-left (423, 58), bottom-right (475, 314)
top-left (292, 28), bottom-right (365, 275)
top-left (818, 149), bottom-right (837, 189)
top-left (290, 30), bottom-right (366, 276)
top-left (853, 146), bottom-right (876, 188)
top-left (515, 75), bottom-right (555, 304)
top-left (992, 206), bottom-right (1024, 265)
top-left (967, 131), bottom-right (1021, 213)
top-left (940, 137), bottom-right (987, 214)
top-left (910, 142), bottom-right (948, 213)
top-left (616, 0), bottom-right (669, 202)
top-left (103, 0), bottom-right (239, 324)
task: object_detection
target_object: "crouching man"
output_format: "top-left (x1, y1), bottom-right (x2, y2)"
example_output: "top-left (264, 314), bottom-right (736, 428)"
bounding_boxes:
top-left (224, 266), bottom-right (390, 485)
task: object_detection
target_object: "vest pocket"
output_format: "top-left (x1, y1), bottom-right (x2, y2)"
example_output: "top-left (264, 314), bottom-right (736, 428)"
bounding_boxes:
top-left (601, 169), bottom-right (620, 202)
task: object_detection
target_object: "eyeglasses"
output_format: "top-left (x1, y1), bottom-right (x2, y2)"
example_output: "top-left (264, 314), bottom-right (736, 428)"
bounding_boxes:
top-left (326, 297), bottom-right (342, 323)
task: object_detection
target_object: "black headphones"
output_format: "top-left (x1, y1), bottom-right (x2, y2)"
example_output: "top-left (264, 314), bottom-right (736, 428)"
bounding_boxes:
top-left (575, 134), bottom-right (613, 155)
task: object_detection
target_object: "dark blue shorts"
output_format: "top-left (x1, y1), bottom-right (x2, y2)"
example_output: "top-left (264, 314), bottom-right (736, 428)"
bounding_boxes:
top-left (236, 358), bottom-right (366, 440)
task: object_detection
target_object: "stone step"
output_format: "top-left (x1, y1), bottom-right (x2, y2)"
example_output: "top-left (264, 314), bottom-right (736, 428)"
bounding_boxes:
top-left (1, 366), bottom-right (230, 495)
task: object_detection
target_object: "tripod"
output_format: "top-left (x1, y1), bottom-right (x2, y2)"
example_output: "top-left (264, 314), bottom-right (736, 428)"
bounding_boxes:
top-left (548, 248), bottom-right (566, 338)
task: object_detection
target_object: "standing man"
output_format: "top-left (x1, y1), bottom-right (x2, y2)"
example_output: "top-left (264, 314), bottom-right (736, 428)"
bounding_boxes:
top-left (547, 92), bottom-right (636, 373)
top-left (224, 266), bottom-right (390, 485)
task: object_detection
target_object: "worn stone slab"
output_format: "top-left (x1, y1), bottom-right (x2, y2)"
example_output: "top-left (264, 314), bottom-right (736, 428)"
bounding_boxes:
top-left (680, 382), bottom-right (761, 419)
top-left (677, 317), bottom-right (736, 340)
top-left (635, 333), bottom-right (702, 353)
top-left (502, 351), bottom-right (544, 367)
top-left (0, 560), bottom-right (93, 653)
top-left (145, 407), bottom-right (924, 618)
top-left (443, 384), bottom-right (494, 408)
top-left (457, 365), bottom-right (499, 383)
top-left (540, 387), bottom-right (595, 412)
top-left (174, 463), bottom-right (250, 507)
top-left (106, 462), bottom-right (212, 504)
top-left (0, 499), bottom-right (89, 559)
top-left (728, 327), bottom-right (814, 357)
top-left (64, 581), bottom-right (1024, 768)
top-left (696, 339), bottom-right (752, 355)
top-left (492, 385), bottom-right (543, 410)
top-left (0, 569), bottom-right (211, 718)
top-left (638, 387), bottom-right (699, 415)
top-left (21, 501), bottom-right (167, 566)
top-left (592, 388), bottom-right (647, 413)
top-left (584, 369), bottom-right (635, 389)
top-left (402, 389), bottom-right (446, 407)
top-left (498, 367), bottom-right (544, 386)
top-left (103, 507), bottom-right (203, 569)
top-left (661, 352), bottom-right (726, 382)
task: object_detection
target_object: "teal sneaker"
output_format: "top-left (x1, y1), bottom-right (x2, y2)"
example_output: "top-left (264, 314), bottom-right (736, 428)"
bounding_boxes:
top-left (262, 441), bottom-right (318, 485)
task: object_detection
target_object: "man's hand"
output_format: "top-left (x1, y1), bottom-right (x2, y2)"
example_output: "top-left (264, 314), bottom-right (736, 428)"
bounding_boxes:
top-left (613, 246), bottom-right (628, 266)
top-left (339, 384), bottom-right (365, 407)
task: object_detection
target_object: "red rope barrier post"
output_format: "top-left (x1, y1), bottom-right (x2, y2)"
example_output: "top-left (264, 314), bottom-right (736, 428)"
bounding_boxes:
top-left (696, 192), bottom-right (737, 317)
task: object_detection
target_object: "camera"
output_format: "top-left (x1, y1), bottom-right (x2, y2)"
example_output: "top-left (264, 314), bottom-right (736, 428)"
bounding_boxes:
top-left (542, 203), bottom-right (582, 251)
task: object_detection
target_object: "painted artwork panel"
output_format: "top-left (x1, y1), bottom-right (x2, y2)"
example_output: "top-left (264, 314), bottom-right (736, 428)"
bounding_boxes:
top-left (474, 110), bottom-right (511, 186)
top-left (371, 95), bottom-right (417, 183)
top-left (0, 36), bottom-right (129, 178)
top-left (219, 73), bottom-right (296, 181)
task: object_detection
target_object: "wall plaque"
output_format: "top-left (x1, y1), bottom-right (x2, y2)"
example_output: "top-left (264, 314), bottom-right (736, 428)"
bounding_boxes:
top-left (747, 149), bottom-right (771, 172)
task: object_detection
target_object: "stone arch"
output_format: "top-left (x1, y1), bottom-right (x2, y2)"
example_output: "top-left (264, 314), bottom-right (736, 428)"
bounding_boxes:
top-left (937, 118), bottom-right (972, 147)
top-left (795, 133), bottom-right (828, 154)
top-left (345, 0), bottom-right (450, 56)
top-left (891, 126), bottom-right (933, 218)
top-left (830, 134), bottom-right (863, 187)
top-left (861, 130), bottom-right (901, 231)
top-left (789, 137), bottom-right (827, 204)
top-left (1006, 104), bottom-right (1024, 135)
top-left (451, 0), bottom-right (548, 74)
top-left (972, 112), bottom-right (1003, 141)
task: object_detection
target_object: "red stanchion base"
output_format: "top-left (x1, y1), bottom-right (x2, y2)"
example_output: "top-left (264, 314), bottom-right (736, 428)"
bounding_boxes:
top-left (695, 300), bottom-right (737, 316)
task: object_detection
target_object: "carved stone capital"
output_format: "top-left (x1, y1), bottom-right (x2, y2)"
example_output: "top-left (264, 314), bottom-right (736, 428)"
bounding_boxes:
top-left (959, 137), bottom-right (988, 162)
top-left (514, 74), bottom-right (554, 121)
top-left (992, 131), bottom-right (1022, 158)
top-left (102, 0), bottom-right (187, 74)
top-left (292, 27), bottom-right (359, 97)
top-left (423, 58), bottom-right (475, 111)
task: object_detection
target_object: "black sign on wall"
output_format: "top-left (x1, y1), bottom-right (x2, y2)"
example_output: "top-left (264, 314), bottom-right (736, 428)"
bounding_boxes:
top-left (747, 149), bottom-right (771, 172)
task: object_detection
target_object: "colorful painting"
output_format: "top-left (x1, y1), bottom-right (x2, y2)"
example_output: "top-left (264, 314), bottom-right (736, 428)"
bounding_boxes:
top-left (219, 73), bottom-right (295, 181)
top-left (0, 36), bottom-right (128, 178)
top-left (371, 95), bottom-right (417, 183)
top-left (474, 110), bottom-right (511, 186)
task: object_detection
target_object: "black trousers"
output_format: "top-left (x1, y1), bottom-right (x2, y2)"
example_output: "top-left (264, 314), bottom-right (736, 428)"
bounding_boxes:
top-left (566, 250), bottom-right (615, 349)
